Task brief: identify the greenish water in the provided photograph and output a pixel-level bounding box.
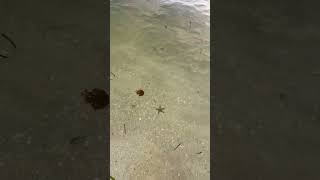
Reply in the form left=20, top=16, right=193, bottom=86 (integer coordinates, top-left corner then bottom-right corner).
left=110, top=0, right=210, bottom=179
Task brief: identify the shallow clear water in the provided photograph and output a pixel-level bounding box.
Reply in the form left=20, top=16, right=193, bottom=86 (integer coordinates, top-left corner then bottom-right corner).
left=110, top=0, right=210, bottom=179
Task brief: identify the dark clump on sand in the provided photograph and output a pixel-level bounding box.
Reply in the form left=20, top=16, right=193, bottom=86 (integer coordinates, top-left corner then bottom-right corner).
left=136, top=89, right=144, bottom=96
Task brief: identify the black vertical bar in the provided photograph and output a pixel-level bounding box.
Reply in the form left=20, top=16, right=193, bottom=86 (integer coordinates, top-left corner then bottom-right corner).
left=214, top=0, right=320, bottom=180
left=0, top=0, right=109, bottom=179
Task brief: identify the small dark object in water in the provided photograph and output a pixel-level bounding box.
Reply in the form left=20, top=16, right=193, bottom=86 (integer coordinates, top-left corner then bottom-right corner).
left=156, top=105, right=165, bottom=114
left=136, top=89, right=144, bottom=96
left=110, top=72, right=117, bottom=80
left=174, top=143, right=182, bottom=150
left=69, top=136, right=87, bottom=144
left=196, top=151, right=202, bottom=154
left=111, top=72, right=116, bottom=77
left=81, top=88, right=109, bottom=110
left=164, top=25, right=167, bottom=29
left=1, top=33, right=17, bottom=48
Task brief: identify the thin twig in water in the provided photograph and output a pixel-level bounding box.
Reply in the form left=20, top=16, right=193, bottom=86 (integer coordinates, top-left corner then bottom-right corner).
left=111, top=72, right=116, bottom=78
left=1, top=33, right=16, bottom=48
left=110, top=72, right=117, bottom=80
left=174, top=143, right=182, bottom=150
left=123, top=123, right=126, bottom=135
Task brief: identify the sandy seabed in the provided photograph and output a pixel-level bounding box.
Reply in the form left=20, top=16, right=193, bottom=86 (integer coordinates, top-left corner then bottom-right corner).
left=110, top=0, right=210, bottom=179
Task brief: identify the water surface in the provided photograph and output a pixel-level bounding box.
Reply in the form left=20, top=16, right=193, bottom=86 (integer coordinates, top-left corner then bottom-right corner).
left=110, top=0, right=210, bottom=179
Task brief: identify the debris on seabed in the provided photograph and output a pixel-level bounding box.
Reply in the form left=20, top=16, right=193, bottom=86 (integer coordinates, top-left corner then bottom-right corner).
left=136, top=89, right=144, bottom=96
left=111, top=72, right=116, bottom=77
left=123, top=123, right=127, bottom=135
left=155, top=105, right=165, bottom=114
left=110, top=72, right=117, bottom=80
left=174, top=143, right=182, bottom=150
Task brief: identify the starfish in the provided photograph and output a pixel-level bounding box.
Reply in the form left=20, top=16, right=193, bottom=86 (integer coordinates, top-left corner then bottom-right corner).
left=156, top=105, right=165, bottom=114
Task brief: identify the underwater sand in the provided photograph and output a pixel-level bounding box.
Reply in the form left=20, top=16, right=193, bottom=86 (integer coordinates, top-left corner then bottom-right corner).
left=110, top=0, right=210, bottom=179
